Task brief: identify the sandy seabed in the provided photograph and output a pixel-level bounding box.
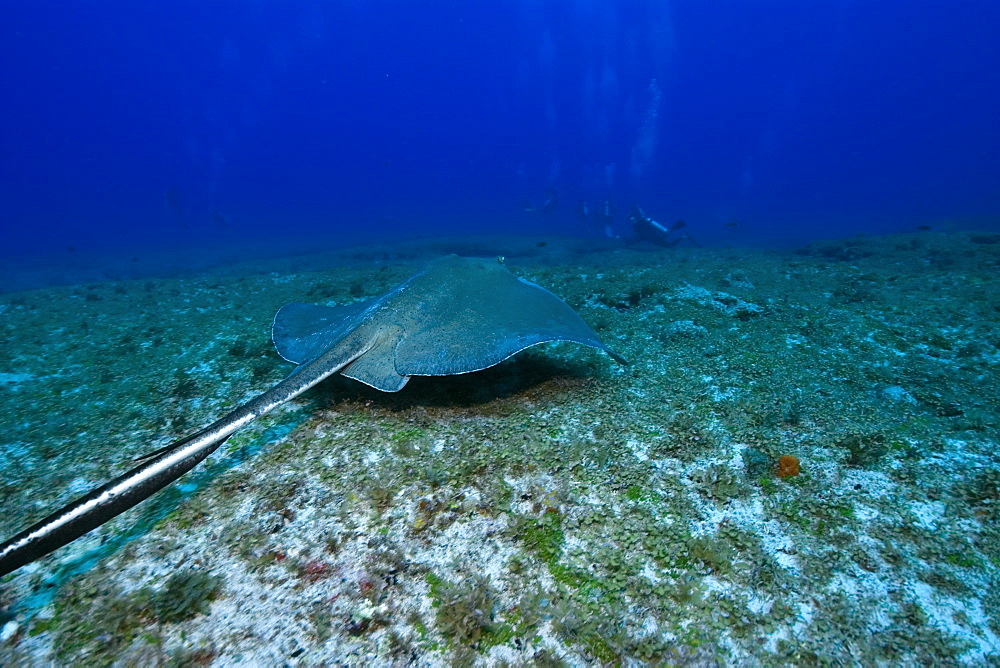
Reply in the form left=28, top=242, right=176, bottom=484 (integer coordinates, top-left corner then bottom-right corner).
left=1, top=231, right=999, bottom=666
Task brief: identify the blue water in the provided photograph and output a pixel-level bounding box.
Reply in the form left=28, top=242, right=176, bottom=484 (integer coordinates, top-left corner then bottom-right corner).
left=2, top=1, right=998, bottom=260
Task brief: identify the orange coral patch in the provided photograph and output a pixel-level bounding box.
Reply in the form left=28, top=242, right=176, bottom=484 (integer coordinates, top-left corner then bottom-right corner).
left=776, top=455, right=800, bottom=478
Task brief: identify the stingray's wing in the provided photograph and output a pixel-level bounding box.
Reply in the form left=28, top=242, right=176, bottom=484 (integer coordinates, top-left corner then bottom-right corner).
left=392, top=259, right=625, bottom=376
left=272, top=301, right=375, bottom=364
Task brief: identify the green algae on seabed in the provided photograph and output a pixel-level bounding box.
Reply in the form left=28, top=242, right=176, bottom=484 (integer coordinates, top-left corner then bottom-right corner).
left=2, top=232, right=1000, bottom=665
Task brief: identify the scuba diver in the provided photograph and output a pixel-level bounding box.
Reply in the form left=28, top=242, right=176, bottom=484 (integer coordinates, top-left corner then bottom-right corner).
left=578, top=199, right=619, bottom=239
left=601, top=199, right=616, bottom=238
left=576, top=199, right=591, bottom=226
left=628, top=205, right=699, bottom=247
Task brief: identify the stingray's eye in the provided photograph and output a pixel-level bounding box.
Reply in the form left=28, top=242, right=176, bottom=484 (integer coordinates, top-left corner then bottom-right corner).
left=497, top=256, right=505, bottom=265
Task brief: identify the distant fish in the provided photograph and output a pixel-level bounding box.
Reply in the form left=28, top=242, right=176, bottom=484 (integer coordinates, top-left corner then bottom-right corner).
left=917, top=225, right=932, bottom=231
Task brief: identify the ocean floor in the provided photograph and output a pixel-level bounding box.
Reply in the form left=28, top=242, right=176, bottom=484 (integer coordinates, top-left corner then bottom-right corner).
left=1, top=231, right=999, bottom=665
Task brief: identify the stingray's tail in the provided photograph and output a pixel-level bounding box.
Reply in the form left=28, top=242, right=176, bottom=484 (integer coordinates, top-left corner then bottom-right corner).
left=0, top=333, right=376, bottom=578
left=0, top=428, right=233, bottom=578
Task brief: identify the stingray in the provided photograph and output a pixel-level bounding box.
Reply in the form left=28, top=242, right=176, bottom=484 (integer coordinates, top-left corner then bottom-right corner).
left=0, top=255, right=625, bottom=576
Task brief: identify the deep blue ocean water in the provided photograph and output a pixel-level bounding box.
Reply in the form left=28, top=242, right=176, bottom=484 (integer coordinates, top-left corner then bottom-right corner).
left=2, top=0, right=999, bottom=265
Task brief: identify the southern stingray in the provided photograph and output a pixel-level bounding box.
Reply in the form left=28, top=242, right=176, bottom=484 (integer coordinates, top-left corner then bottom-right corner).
left=0, top=255, right=625, bottom=576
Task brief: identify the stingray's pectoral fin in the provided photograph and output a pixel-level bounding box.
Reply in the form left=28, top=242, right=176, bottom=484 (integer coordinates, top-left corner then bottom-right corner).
left=272, top=301, right=375, bottom=364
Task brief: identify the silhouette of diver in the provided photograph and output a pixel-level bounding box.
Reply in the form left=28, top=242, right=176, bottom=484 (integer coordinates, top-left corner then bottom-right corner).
left=628, top=205, right=699, bottom=247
